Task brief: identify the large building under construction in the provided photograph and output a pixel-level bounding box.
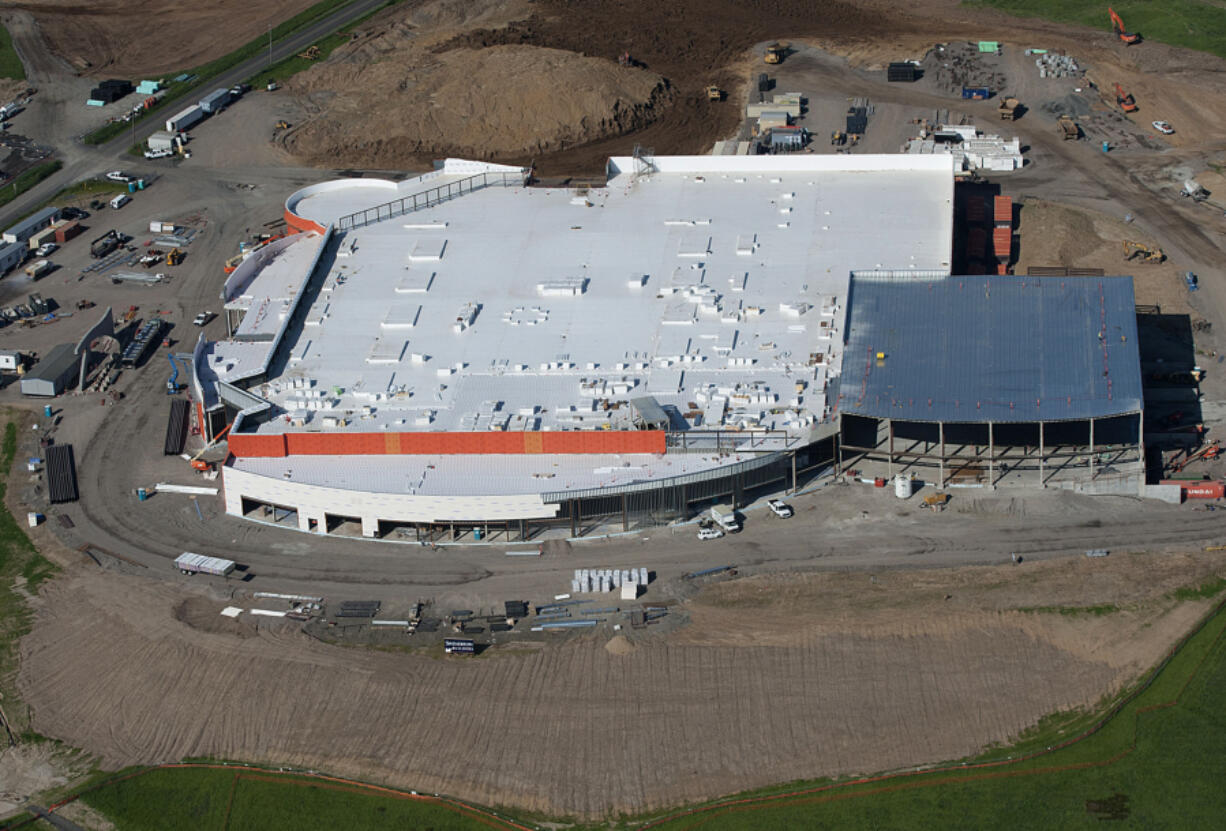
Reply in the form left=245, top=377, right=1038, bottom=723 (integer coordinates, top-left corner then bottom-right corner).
left=191, top=154, right=1142, bottom=540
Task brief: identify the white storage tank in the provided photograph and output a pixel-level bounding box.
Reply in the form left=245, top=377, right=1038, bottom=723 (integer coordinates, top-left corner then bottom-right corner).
left=894, top=473, right=913, bottom=499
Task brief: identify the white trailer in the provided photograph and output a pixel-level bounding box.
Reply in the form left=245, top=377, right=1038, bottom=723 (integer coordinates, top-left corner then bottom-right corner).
left=165, top=104, right=203, bottom=133
left=174, top=552, right=236, bottom=576
left=710, top=503, right=741, bottom=532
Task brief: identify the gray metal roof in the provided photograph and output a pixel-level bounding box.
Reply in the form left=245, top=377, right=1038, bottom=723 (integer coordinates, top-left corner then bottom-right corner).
left=3, top=206, right=58, bottom=241
left=26, top=343, right=78, bottom=383
left=837, top=274, right=1143, bottom=423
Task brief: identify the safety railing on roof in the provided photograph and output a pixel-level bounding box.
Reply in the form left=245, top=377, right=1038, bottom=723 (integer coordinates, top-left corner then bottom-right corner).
left=335, top=171, right=528, bottom=231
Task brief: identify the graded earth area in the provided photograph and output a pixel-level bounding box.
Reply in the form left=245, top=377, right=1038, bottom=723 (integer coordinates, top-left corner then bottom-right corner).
left=12, top=0, right=325, bottom=75
left=17, top=551, right=1225, bottom=818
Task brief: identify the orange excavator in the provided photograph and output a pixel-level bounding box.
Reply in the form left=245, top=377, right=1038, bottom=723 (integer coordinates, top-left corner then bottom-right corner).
left=1109, top=7, right=1141, bottom=45
left=1114, top=82, right=1138, bottom=113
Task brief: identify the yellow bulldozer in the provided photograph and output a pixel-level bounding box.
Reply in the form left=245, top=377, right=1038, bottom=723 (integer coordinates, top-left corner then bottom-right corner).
left=764, top=42, right=789, bottom=64
left=166, top=248, right=184, bottom=266
left=297, top=45, right=321, bottom=61
left=705, top=85, right=723, bottom=101
left=1123, top=239, right=1166, bottom=263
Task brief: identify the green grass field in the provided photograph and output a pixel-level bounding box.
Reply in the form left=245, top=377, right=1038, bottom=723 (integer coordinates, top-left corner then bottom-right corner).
left=965, top=1, right=1226, bottom=59
left=641, top=596, right=1226, bottom=830
left=77, top=767, right=525, bottom=831
left=0, top=418, right=59, bottom=746
left=0, top=161, right=63, bottom=211
left=0, top=24, right=25, bottom=81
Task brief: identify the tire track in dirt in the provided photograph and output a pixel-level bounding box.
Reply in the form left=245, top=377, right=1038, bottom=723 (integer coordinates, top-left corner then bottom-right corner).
left=19, top=568, right=1150, bottom=818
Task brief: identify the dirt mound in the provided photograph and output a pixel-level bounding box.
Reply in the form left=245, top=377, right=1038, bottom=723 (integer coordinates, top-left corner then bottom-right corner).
left=604, top=634, right=634, bottom=656
left=285, top=44, right=672, bottom=165
left=173, top=596, right=257, bottom=638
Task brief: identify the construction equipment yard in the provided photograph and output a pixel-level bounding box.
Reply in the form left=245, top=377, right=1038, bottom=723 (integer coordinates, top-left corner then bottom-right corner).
left=2, top=0, right=1226, bottom=825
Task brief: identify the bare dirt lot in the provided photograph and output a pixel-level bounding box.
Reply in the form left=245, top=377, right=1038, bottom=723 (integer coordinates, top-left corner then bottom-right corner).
left=13, top=0, right=325, bottom=75
left=17, top=551, right=1225, bottom=818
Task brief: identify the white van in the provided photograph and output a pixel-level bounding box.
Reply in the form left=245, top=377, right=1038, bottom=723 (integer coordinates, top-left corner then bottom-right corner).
left=109, top=193, right=130, bottom=210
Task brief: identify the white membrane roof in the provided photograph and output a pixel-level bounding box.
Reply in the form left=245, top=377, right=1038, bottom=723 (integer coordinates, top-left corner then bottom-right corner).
left=219, top=156, right=954, bottom=443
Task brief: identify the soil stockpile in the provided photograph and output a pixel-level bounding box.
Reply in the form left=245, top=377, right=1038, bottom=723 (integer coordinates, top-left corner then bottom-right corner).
left=284, top=44, right=673, bottom=165
left=19, top=551, right=1222, bottom=818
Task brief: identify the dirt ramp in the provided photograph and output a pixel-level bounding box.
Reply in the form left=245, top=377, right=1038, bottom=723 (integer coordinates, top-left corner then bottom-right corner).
left=286, top=44, right=672, bottom=165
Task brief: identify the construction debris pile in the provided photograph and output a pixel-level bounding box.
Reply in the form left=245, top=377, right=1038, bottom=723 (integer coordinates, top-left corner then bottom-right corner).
left=1030, top=51, right=1083, bottom=79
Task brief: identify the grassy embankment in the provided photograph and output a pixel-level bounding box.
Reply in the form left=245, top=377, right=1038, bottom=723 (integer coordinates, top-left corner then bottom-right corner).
left=965, top=0, right=1226, bottom=59
left=22, top=581, right=1226, bottom=830
left=0, top=161, right=63, bottom=211
left=0, top=24, right=26, bottom=81
left=0, top=418, right=59, bottom=746
left=83, top=0, right=370, bottom=147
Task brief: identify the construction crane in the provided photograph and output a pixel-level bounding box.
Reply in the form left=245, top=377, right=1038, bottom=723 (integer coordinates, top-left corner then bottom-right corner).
left=190, top=424, right=231, bottom=472
left=764, top=42, right=788, bottom=64
left=1114, top=82, right=1137, bottom=113
left=1123, top=239, right=1166, bottom=263
left=1108, top=7, right=1141, bottom=45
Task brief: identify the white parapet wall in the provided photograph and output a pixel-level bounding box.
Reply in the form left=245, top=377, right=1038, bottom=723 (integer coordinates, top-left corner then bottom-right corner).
left=223, top=465, right=561, bottom=536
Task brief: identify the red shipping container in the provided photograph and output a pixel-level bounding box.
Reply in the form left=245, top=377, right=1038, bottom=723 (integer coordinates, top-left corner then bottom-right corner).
left=54, top=221, right=82, bottom=243
left=993, top=195, right=1012, bottom=226
left=1184, top=482, right=1224, bottom=499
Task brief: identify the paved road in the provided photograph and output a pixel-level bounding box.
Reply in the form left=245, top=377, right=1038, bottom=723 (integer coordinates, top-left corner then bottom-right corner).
left=0, top=0, right=395, bottom=229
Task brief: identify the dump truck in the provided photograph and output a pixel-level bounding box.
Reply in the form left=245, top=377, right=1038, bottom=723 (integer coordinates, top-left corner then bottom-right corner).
left=174, top=552, right=236, bottom=577
left=1056, top=114, right=1079, bottom=140
left=997, top=96, right=1020, bottom=120
left=710, top=504, right=741, bottom=533
left=705, top=86, right=723, bottom=101
left=764, top=42, right=788, bottom=64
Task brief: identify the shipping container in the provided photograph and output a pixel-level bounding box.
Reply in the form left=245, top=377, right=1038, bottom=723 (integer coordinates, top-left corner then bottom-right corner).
left=54, top=221, right=82, bottom=243
left=962, top=87, right=990, bottom=100
left=147, top=131, right=178, bottom=152
left=27, top=227, right=57, bottom=250
left=165, top=104, right=203, bottom=133
left=1160, top=480, right=1224, bottom=500
left=198, top=88, right=231, bottom=114
left=174, top=552, right=236, bottom=576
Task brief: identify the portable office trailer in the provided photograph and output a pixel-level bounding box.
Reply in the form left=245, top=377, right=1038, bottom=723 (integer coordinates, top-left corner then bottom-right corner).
left=20, top=343, right=78, bottom=396
left=3, top=206, right=60, bottom=244
left=0, top=242, right=24, bottom=273
left=147, top=131, right=178, bottom=152
left=887, top=62, right=918, bottom=82
left=0, top=349, right=21, bottom=370
left=165, top=104, right=203, bottom=133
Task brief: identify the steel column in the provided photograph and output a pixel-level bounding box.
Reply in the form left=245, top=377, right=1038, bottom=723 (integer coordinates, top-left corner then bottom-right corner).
left=988, top=421, right=994, bottom=488
left=887, top=418, right=894, bottom=478
left=1039, top=421, right=1045, bottom=486
left=1089, top=417, right=1095, bottom=479
left=938, top=422, right=945, bottom=488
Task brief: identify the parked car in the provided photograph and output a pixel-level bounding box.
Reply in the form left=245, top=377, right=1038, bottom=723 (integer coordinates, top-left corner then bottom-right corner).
left=697, top=526, right=725, bottom=541
left=1152, top=120, right=1175, bottom=135
left=193, top=311, right=215, bottom=326
left=35, top=242, right=58, bottom=256
left=1186, top=271, right=1199, bottom=291
left=767, top=498, right=794, bottom=518
left=60, top=206, right=87, bottom=220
